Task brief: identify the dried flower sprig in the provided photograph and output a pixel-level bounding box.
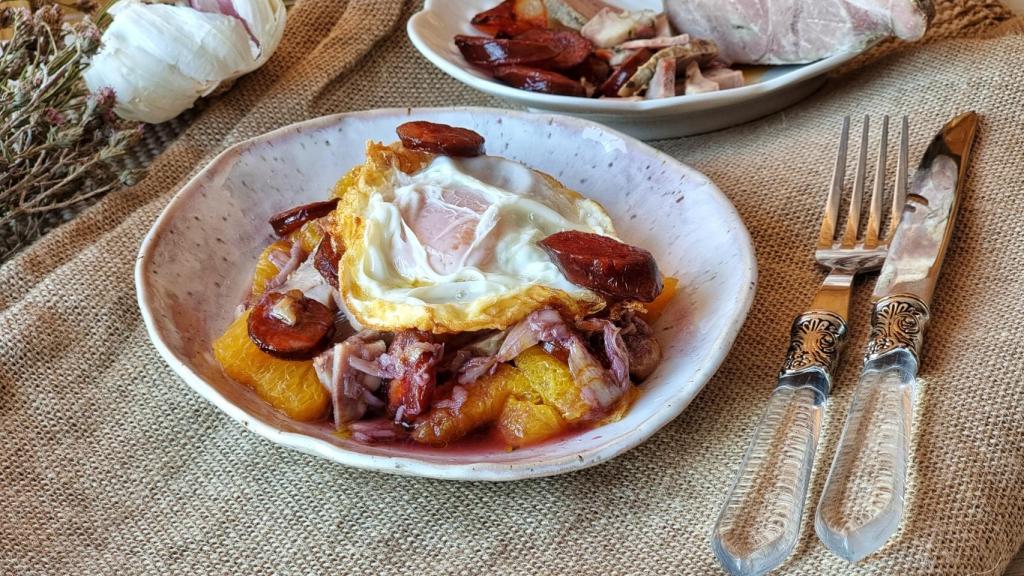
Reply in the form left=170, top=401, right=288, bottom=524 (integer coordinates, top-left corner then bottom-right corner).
left=0, top=4, right=142, bottom=258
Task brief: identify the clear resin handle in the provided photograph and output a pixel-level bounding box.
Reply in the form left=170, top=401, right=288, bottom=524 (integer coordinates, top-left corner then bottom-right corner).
left=711, top=375, right=826, bottom=576
left=815, top=350, right=917, bottom=562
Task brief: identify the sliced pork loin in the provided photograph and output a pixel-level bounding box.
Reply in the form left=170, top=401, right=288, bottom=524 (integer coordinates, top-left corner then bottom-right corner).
left=665, top=0, right=935, bottom=64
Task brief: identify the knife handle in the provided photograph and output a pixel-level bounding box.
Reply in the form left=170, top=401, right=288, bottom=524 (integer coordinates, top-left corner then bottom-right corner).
left=711, top=312, right=845, bottom=576
left=815, top=350, right=918, bottom=563
left=815, top=295, right=928, bottom=562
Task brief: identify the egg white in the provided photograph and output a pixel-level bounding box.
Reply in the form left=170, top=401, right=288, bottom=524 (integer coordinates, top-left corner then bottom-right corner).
left=335, top=147, right=616, bottom=333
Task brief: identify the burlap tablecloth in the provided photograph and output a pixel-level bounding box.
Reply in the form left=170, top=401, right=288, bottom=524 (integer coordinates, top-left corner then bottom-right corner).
left=3, top=1, right=1024, bottom=574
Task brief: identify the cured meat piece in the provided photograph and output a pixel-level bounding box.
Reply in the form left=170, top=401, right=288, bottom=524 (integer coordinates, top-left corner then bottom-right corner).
left=396, top=121, right=485, bottom=157
left=598, top=47, right=652, bottom=97
left=539, top=230, right=663, bottom=302
left=383, top=330, right=443, bottom=423
left=493, top=65, right=586, bottom=97
left=572, top=54, right=612, bottom=86
left=654, top=12, right=672, bottom=37
left=514, top=28, right=593, bottom=70
left=618, top=40, right=717, bottom=97
left=248, top=290, right=334, bottom=359
left=664, top=0, right=935, bottom=64
left=684, top=60, right=719, bottom=94
left=269, top=199, right=338, bottom=236
left=313, top=236, right=342, bottom=289
left=645, top=57, right=676, bottom=99
left=511, top=0, right=548, bottom=31
left=581, top=8, right=658, bottom=48
left=545, top=0, right=618, bottom=29
left=470, top=0, right=546, bottom=36
left=454, top=35, right=559, bottom=67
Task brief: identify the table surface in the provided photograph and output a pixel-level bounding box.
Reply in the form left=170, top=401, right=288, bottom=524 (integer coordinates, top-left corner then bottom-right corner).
left=993, top=12, right=1023, bottom=576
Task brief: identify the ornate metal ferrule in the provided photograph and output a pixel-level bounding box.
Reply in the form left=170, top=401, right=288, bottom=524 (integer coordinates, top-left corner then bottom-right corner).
left=779, top=310, right=848, bottom=394
left=865, top=294, right=930, bottom=363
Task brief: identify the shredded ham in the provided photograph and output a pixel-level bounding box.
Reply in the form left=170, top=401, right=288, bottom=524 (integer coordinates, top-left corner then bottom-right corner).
left=381, top=332, right=444, bottom=423
left=433, top=385, right=469, bottom=413
left=348, top=419, right=407, bottom=443
left=264, top=241, right=305, bottom=292
left=313, top=330, right=388, bottom=428
left=457, top=309, right=632, bottom=417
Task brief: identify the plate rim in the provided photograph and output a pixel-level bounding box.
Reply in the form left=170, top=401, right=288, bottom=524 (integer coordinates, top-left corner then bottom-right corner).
left=407, top=0, right=865, bottom=115
left=135, top=106, right=758, bottom=481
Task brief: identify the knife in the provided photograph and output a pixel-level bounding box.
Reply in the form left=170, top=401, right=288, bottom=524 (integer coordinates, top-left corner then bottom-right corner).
left=814, top=112, right=980, bottom=562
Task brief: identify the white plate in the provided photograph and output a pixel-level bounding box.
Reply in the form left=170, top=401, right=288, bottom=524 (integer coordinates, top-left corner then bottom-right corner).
left=407, top=0, right=864, bottom=140
left=136, top=107, right=756, bottom=481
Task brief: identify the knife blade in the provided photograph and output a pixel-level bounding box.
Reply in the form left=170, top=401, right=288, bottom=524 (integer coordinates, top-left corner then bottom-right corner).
left=814, top=112, right=980, bottom=562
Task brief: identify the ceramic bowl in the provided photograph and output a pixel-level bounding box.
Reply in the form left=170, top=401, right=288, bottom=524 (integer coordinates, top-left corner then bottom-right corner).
left=136, top=107, right=756, bottom=481
left=407, top=0, right=866, bottom=140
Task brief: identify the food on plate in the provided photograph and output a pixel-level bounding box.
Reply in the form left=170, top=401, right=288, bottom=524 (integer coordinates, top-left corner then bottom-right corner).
left=664, top=0, right=935, bottom=64
left=454, top=0, right=745, bottom=99
left=211, top=120, right=679, bottom=449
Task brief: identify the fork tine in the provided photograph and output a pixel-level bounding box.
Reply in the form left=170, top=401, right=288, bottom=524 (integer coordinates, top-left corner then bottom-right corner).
left=865, top=115, right=888, bottom=248
left=819, top=116, right=850, bottom=248
left=887, top=116, right=910, bottom=241
left=842, top=116, right=869, bottom=247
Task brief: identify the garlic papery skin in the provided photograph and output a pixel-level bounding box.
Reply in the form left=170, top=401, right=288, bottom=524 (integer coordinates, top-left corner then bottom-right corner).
left=84, top=0, right=286, bottom=123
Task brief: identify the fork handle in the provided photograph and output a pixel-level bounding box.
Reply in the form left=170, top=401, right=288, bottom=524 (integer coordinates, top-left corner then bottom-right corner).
left=711, top=312, right=847, bottom=576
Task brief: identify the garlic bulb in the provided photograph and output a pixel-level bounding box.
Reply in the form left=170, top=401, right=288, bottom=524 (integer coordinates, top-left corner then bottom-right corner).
left=84, top=0, right=286, bottom=123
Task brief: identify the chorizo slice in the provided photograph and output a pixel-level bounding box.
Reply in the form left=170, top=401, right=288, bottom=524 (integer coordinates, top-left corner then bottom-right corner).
left=396, top=121, right=485, bottom=157
left=513, top=28, right=593, bottom=70
left=248, top=290, right=335, bottom=359
left=455, top=35, right=559, bottom=68
left=598, top=47, right=653, bottom=97
left=539, top=230, right=663, bottom=302
left=268, top=199, right=338, bottom=237
left=492, top=65, right=585, bottom=97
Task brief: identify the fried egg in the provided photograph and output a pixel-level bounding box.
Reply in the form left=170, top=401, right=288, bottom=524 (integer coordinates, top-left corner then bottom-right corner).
left=334, top=142, right=617, bottom=333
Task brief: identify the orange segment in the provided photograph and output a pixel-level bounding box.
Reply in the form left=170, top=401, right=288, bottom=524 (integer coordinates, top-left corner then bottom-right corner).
left=412, top=364, right=531, bottom=446
left=250, top=239, right=292, bottom=299
left=641, top=276, right=679, bottom=324
left=288, top=220, right=324, bottom=255
left=212, top=310, right=329, bottom=421
left=514, top=345, right=589, bottom=423
left=498, top=397, right=566, bottom=448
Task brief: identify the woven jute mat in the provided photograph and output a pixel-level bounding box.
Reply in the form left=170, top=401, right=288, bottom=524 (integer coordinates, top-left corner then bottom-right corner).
left=2, top=1, right=1023, bottom=574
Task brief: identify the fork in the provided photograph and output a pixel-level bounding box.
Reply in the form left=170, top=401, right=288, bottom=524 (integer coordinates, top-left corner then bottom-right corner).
left=710, top=115, right=908, bottom=576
